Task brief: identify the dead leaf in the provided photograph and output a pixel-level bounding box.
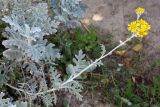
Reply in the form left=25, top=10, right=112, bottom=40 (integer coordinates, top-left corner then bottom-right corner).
left=132, top=76, right=136, bottom=83
left=115, top=50, right=127, bottom=56
left=92, top=14, right=103, bottom=21
left=123, top=57, right=132, bottom=67
left=81, top=18, right=91, bottom=26
left=132, top=43, right=143, bottom=52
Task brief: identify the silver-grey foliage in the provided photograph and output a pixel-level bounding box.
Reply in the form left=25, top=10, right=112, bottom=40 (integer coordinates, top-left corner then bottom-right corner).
left=0, top=0, right=103, bottom=106
left=51, top=0, right=87, bottom=29
left=2, top=1, right=61, bottom=63
left=66, top=50, right=103, bottom=76
left=0, top=0, right=11, bottom=17
left=0, top=92, right=28, bottom=107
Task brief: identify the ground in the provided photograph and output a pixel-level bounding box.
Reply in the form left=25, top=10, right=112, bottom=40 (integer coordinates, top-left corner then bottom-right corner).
left=83, top=0, right=160, bottom=59
left=75, top=0, right=160, bottom=107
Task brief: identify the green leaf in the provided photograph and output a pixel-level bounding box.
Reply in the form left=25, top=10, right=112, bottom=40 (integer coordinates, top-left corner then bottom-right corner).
left=63, top=100, right=69, bottom=107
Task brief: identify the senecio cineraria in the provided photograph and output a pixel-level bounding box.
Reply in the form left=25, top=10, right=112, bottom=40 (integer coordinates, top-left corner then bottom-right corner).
left=0, top=0, right=150, bottom=106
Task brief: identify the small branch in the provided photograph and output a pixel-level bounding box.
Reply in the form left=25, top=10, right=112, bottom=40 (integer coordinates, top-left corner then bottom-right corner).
left=5, top=83, right=29, bottom=94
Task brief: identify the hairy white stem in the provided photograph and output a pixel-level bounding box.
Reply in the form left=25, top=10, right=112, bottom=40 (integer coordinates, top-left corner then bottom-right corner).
left=5, top=83, right=30, bottom=94
left=5, top=34, right=136, bottom=96
left=29, top=33, right=136, bottom=96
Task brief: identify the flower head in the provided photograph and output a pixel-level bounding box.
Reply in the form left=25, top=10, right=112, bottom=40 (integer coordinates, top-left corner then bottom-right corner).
left=128, top=19, right=151, bottom=38
left=128, top=21, right=140, bottom=33
left=135, top=7, right=145, bottom=14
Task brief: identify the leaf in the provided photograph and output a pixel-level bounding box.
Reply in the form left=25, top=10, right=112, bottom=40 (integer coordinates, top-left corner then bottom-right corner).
left=25, top=44, right=45, bottom=62
left=132, top=43, right=143, bottom=52
left=125, top=80, right=134, bottom=98
left=3, top=49, right=24, bottom=61
left=38, top=79, right=57, bottom=106
left=120, top=97, right=132, bottom=106
left=64, top=80, right=83, bottom=101
left=80, top=19, right=91, bottom=26
left=50, top=67, right=62, bottom=88
left=115, top=50, right=127, bottom=56
left=44, top=43, right=61, bottom=63
left=2, top=14, right=61, bottom=62
left=11, top=1, right=59, bottom=35
left=100, top=44, right=106, bottom=56
left=51, top=0, right=87, bottom=28
left=0, top=92, right=28, bottom=107
left=0, top=92, right=13, bottom=107
left=15, top=101, right=28, bottom=107
left=66, top=50, right=103, bottom=75
left=100, top=75, right=109, bottom=85
left=123, top=57, right=132, bottom=67
left=92, top=14, right=103, bottom=21
left=63, top=100, right=69, bottom=107
left=80, top=72, right=87, bottom=80
left=2, top=39, right=28, bottom=49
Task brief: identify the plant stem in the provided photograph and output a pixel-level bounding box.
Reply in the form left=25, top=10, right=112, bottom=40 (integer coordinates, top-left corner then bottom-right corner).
left=61, top=34, right=136, bottom=86
left=5, top=34, right=136, bottom=96
left=31, top=34, right=136, bottom=95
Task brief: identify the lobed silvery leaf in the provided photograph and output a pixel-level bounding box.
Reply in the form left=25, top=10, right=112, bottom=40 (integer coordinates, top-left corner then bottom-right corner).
left=24, top=24, right=42, bottom=40
left=66, top=50, right=103, bottom=76
left=2, top=14, right=61, bottom=62
left=2, top=15, right=22, bottom=32
left=2, top=15, right=43, bottom=41
left=2, top=1, right=61, bottom=63
left=44, top=43, right=61, bottom=64
left=3, top=49, right=24, bottom=61
left=41, top=93, right=55, bottom=106
left=50, top=67, right=62, bottom=88
left=0, top=92, right=28, bottom=107
left=0, top=92, right=12, bottom=107
left=25, top=44, right=46, bottom=62
left=2, top=39, right=28, bottom=49
left=60, top=0, right=87, bottom=18
left=64, top=80, right=83, bottom=101
left=39, top=79, right=55, bottom=106
left=100, top=44, right=106, bottom=56
left=51, top=0, right=87, bottom=29
left=12, top=1, right=59, bottom=35
left=14, top=101, right=28, bottom=107
left=30, top=3, right=59, bottom=35
left=23, top=61, right=42, bottom=76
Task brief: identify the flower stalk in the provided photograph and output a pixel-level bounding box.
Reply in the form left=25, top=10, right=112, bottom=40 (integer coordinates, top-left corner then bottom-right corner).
left=5, top=33, right=137, bottom=96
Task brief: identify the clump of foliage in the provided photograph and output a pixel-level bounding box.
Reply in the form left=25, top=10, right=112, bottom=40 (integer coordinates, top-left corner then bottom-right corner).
left=48, top=27, right=101, bottom=66
left=108, top=76, right=160, bottom=107
left=50, top=0, right=87, bottom=29
left=0, top=92, right=27, bottom=107
left=74, top=28, right=101, bottom=53
left=0, top=0, right=103, bottom=106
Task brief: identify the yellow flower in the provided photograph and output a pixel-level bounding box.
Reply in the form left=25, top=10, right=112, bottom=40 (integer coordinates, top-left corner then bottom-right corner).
left=135, top=7, right=145, bottom=14
left=128, top=19, right=151, bottom=38
left=136, top=31, right=148, bottom=38
left=128, top=21, right=140, bottom=32
left=139, top=19, right=151, bottom=30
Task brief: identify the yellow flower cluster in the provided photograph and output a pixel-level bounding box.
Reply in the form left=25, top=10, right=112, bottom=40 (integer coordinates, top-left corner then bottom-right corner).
left=128, top=19, right=151, bottom=37
left=135, top=7, right=145, bottom=14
